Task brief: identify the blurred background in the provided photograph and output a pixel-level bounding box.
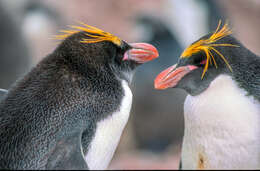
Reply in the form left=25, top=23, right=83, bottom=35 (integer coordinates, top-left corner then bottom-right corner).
left=0, top=0, right=259, bottom=169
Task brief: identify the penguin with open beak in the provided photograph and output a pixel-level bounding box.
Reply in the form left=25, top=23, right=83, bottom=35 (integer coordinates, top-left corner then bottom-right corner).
left=0, top=23, right=158, bottom=170
left=154, top=21, right=260, bottom=169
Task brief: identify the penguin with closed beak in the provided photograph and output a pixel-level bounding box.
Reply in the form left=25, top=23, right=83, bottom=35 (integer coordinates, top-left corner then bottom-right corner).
left=154, top=21, right=260, bottom=169
left=0, top=23, right=158, bottom=170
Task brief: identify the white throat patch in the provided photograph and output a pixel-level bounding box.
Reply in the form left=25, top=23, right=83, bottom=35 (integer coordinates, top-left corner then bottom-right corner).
left=182, top=75, right=260, bottom=169
left=85, top=80, right=132, bottom=170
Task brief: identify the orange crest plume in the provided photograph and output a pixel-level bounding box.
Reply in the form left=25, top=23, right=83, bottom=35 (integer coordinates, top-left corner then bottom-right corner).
left=55, top=22, right=122, bottom=46
left=181, top=20, right=239, bottom=79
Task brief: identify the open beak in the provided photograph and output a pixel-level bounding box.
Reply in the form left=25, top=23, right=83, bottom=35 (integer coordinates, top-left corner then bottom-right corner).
left=123, top=43, right=159, bottom=63
left=154, top=64, right=198, bottom=90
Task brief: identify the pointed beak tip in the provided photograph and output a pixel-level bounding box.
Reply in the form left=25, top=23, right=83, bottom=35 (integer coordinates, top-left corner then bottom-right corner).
left=153, top=64, right=178, bottom=90
left=154, top=82, right=162, bottom=90
left=154, top=75, right=162, bottom=89
left=154, top=50, right=159, bottom=59
left=148, top=44, right=159, bottom=60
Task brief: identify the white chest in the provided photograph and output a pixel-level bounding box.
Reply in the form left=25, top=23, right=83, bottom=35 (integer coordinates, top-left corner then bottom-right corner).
left=181, top=75, right=260, bottom=169
left=85, top=80, right=132, bottom=170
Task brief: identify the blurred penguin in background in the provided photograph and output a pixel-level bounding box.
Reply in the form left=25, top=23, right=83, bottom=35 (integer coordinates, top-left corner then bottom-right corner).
left=0, top=0, right=64, bottom=89
left=131, top=15, right=183, bottom=152
left=0, top=1, right=31, bottom=89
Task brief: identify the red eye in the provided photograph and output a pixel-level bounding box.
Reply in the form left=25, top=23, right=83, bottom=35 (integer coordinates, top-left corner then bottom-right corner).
left=200, top=60, right=207, bottom=65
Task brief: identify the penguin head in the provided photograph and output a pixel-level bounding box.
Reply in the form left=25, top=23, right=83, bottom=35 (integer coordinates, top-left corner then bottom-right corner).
left=154, top=21, right=241, bottom=96
left=54, top=22, right=159, bottom=82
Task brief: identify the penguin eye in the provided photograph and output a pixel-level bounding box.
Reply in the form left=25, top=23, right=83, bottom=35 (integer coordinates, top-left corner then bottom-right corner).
left=192, top=53, right=206, bottom=67
left=113, top=47, right=124, bottom=64
left=116, top=43, right=129, bottom=61
left=200, top=59, right=207, bottom=65
left=116, top=47, right=125, bottom=58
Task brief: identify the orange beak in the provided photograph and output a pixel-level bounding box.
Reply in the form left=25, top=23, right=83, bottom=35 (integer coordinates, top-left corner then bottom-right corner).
left=154, top=64, right=198, bottom=90
left=123, top=43, right=159, bottom=63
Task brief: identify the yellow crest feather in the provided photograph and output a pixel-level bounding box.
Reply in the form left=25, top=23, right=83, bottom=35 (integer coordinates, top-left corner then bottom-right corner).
left=181, top=20, right=239, bottom=79
left=54, top=22, right=122, bottom=46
